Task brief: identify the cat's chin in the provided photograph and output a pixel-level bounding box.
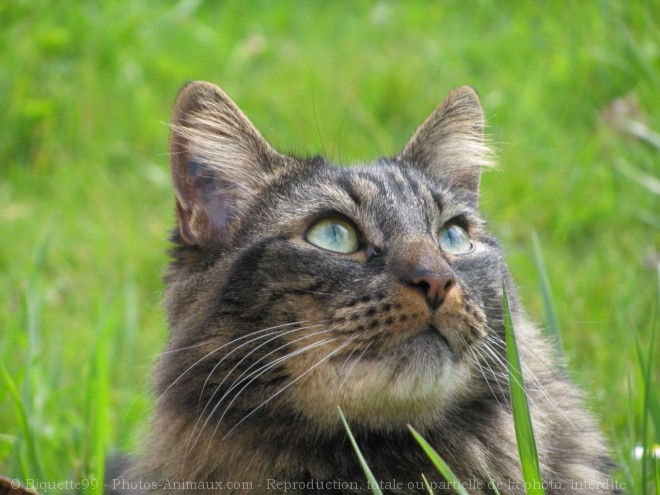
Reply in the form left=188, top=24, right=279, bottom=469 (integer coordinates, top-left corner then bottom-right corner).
left=384, top=325, right=452, bottom=353
left=291, top=327, right=473, bottom=430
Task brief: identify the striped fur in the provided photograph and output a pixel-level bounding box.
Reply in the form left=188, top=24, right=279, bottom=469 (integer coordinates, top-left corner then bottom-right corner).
left=109, top=82, right=618, bottom=495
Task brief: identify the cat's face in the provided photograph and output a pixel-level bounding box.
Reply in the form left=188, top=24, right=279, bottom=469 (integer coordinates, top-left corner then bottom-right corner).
left=160, top=82, right=504, bottom=435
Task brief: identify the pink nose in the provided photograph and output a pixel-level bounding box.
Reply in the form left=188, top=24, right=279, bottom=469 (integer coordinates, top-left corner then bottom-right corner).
left=406, top=270, right=456, bottom=310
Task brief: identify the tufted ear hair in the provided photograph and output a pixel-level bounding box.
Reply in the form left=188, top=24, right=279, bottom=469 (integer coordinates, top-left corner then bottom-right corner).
left=169, top=81, right=283, bottom=248
left=398, top=86, right=493, bottom=206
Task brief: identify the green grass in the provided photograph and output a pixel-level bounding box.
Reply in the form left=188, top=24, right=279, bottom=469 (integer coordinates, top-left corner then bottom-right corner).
left=340, top=408, right=384, bottom=495
left=502, top=286, right=544, bottom=495
left=408, top=425, right=471, bottom=495
left=1, top=0, right=658, bottom=493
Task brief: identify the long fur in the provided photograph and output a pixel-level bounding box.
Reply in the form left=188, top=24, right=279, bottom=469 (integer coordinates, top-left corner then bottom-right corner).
left=108, top=82, right=618, bottom=495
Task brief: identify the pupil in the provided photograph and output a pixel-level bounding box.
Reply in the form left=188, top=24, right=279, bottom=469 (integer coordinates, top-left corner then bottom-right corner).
left=449, top=228, right=459, bottom=245
left=331, top=224, right=342, bottom=243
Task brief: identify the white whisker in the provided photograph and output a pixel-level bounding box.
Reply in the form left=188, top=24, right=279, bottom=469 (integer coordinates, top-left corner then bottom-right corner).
left=157, top=320, right=310, bottom=402
left=485, top=330, right=579, bottom=432
left=196, top=336, right=340, bottom=458
left=185, top=325, right=332, bottom=456
left=198, top=322, right=325, bottom=403
left=469, top=345, right=508, bottom=410
left=340, top=340, right=373, bottom=386
left=218, top=333, right=360, bottom=441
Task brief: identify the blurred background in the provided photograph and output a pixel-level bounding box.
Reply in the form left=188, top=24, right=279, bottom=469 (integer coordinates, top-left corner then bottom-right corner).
left=1, top=0, right=658, bottom=492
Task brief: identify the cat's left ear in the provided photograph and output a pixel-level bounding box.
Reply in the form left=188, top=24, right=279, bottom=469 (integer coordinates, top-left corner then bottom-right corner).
left=398, top=86, right=493, bottom=205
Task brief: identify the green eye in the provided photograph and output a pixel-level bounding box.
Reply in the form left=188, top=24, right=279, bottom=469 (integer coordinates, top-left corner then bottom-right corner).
left=306, top=218, right=359, bottom=253
left=438, top=224, right=473, bottom=255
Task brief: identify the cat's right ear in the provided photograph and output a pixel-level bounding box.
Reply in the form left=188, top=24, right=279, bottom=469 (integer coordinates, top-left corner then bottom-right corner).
left=169, top=81, right=282, bottom=248
left=398, top=86, right=493, bottom=206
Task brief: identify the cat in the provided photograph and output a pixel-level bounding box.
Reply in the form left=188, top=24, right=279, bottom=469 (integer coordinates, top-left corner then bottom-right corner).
left=108, top=81, right=619, bottom=494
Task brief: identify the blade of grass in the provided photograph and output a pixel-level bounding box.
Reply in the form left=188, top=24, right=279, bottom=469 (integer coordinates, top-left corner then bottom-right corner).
left=486, top=472, right=502, bottom=495
left=408, top=425, right=470, bottom=495
left=656, top=262, right=659, bottom=313
left=503, top=283, right=545, bottom=495
left=655, top=264, right=660, bottom=438
left=635, top=336, right=660, bottom=448
left=91, top=333, right=108, bottom=495
left=1, top=365, right=45, bottom=480
left=531, top=232, right=564, bottom=361
left=16, top=237, right=50, bottom=480
left=421, top=473, right=435, bottom=495
left=338, top=407, right=383, bottom=495
left=634, top=309, right=658, bottom=495
left=84, top=299, right=118, bottom=494
left=623, top=372, right=639, bottom=490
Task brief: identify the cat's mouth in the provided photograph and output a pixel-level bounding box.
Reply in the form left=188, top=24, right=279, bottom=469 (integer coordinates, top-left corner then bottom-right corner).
left=375, top=324, right=455, bottom=360
left=384, top=322, right=475, bottom=361
left=395, top=325, right=451, bottom=350
left=426, top=325, right=451, bottom=347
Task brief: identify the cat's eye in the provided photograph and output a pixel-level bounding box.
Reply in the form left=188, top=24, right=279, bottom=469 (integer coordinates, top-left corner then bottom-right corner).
left=306, top=218, right=360, bottom=254
left=438, top=224, right=473, bottom=255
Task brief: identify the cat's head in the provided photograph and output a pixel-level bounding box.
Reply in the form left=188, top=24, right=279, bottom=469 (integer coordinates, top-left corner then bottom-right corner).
left=160, top=81, right=505, bottom=435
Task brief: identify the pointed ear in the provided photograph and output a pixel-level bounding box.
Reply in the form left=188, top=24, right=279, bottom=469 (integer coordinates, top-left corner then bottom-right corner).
left=398, top=86, right=493, bottom=205
left=169, top=81, right=282, bottom=247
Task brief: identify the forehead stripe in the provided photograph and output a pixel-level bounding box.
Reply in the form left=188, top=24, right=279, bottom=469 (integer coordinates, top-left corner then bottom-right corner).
left=355, top=171, right=389, bottom=198
left=337, top=174, right=362, bottom=207
left=397, top=166, right=423, bottom=198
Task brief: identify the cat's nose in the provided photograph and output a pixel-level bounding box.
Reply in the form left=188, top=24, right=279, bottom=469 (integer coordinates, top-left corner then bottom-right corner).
left=405, top=269, right=456, bottom=311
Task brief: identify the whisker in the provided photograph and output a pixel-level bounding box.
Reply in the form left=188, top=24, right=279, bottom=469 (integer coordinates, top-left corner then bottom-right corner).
left=186, top=326, right=333, bottom=456
left=198, top=322, right=324, bottom=403
left=218, top=337, right=340, bottom=423
left=484, top=331, right=579, bottom=432
left=487, top=333, right=559, bottom=392
left=339, top=340, right=373, bottom=386
left=222, top=328, right=336, bottom=402
left=337, top=334, right=367, bottom=376
left=159, top=341, right=208, bottom=355
left=469, top=345, right=508, bottom=410
left=157, top=320, right=310, bottom=402
left=195, top=336, right=339, bottom=457
left=489, top=331, right=568, bottom=388
left=219, top=333, right=360, bottom=441
left=476, top=335, right=541, bottom=410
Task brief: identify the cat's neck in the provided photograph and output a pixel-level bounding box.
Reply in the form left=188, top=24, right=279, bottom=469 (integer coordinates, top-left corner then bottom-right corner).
left=140, top=399, right=509, bottom=494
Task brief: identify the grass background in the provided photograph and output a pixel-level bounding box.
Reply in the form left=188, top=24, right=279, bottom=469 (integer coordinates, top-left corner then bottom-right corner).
left=1, top=0, right=658, bottom=492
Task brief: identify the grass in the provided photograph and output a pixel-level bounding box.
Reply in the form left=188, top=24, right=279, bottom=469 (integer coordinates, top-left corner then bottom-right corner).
left=1, top=0, right=658, bottom=493
left=339, top=408, right=384, bottom=495
left=502, top=286, right=544, bottom=495
left=407, top=425, right=471, bottom=495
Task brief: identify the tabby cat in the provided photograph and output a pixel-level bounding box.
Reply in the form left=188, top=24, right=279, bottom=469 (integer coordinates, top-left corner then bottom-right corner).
left=109, top=81, right=618, bottom=494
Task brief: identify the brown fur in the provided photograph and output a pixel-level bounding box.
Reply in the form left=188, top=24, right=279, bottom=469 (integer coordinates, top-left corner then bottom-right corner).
left=108, top=82, right=619, bottom=495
